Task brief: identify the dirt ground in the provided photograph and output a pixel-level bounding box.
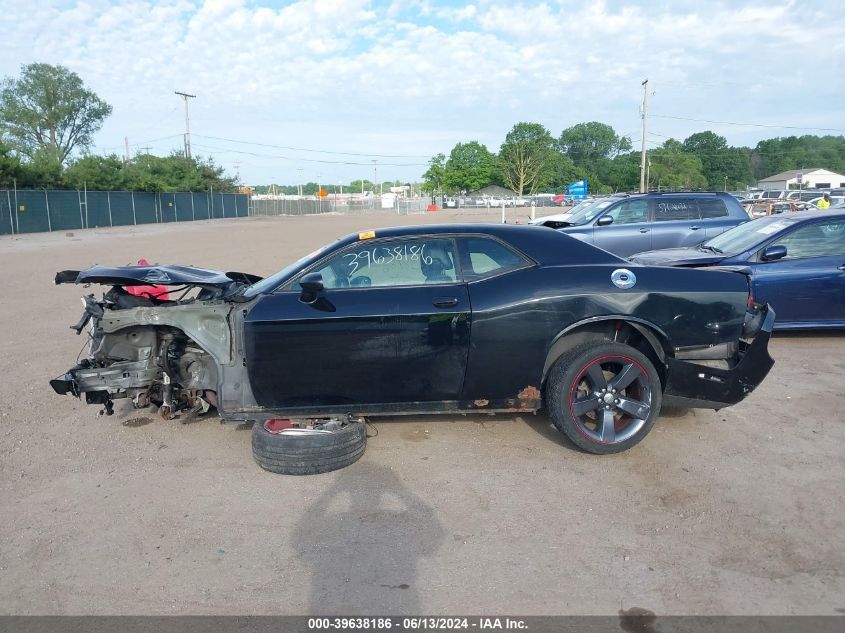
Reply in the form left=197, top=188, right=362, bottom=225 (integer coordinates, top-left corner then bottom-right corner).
left=0, top=209, right=843, bottom=615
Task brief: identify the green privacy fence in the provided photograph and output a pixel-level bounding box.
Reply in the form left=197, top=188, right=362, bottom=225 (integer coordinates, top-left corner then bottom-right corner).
left=0, top=189, right=249, bottom=235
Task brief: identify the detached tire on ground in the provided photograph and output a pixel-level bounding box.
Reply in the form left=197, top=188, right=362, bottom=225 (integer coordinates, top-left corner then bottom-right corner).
left=251, top=420, right=367, bottom=475
left=546, top=341, right=662, bottom=454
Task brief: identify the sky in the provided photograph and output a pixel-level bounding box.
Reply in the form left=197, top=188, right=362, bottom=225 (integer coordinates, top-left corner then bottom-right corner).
left=2, top=0, right=844, bottom=186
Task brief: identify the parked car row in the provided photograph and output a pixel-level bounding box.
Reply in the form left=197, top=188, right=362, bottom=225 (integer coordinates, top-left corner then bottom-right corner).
left=439, top=194, right=588, bottom=209
left=529, top=192, right=844, bottom=330
left=741, top=188, right=845, bottom=203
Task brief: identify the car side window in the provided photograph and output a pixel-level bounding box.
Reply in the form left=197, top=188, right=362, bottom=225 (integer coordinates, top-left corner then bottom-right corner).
left=605, top=200, right=649, bottom=225
left=308, top=238, right=459, bottom=288
left=458, top=237, right=530, bottom=281
left=697, top=199, right=729, bottom=218
left=654, top=199, right=693, bottom=221
left=769, top=220, right=845, bottom=259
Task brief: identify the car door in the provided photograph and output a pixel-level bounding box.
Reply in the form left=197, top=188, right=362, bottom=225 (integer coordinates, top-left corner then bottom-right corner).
left=592, top=199, right=652, bottom=256
left=751, top=218, right=845, bottom=326
left=699, top=197, right=740, bottom=239
left=455, top=236, right=537, bottom=403
left=650, top=197, right=701, bottom=250
left=243, top=236, right=471, bottom=409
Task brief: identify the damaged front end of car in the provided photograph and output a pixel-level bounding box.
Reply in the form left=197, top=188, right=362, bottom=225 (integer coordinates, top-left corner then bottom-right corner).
left=50, top=264, right=261, bottom=420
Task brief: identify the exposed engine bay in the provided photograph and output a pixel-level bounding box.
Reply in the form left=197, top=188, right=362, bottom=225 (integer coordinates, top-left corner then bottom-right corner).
left=50, top=264, right=259, bottom=420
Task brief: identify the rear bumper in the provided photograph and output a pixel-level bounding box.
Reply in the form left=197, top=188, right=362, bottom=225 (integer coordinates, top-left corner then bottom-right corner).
left=663, top=305, right=775, bottom=409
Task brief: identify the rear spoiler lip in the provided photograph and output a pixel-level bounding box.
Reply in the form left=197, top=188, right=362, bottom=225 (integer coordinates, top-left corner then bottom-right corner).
left=55, top=270, right=81, bottom=285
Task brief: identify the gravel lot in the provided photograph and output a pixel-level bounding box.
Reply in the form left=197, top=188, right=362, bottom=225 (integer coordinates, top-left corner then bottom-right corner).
left=0, top=209, right=843, bottom=615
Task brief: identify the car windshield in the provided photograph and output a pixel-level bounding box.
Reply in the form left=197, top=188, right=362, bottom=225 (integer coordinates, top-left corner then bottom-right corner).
left=565, top=198, right=618, bottom=225
left=703, top=216, right=799, bottom=255
left=565, top=199, right=593, bottom=215
left=243, top=242, right=336, bottom=297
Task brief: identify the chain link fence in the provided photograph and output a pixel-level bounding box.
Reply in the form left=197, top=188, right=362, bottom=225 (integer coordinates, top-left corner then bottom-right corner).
left=0, top=189, right=249, bottom=235
left=248, top=195, right=430, bottom=217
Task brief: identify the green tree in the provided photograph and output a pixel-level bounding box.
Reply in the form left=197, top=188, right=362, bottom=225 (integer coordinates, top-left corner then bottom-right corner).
left=19, top=147, right=64, bottom=188
left=0, top=63, right=112, bottom=164
left=348, top=179, right=374, bottom=193
left=541, top=151, right=583, bottom=192
left=0, top=139, right=24, bottom=187
left=750, top=135, right=845, bottom=181
left=421, top=153, right=446, bottom=194
left=647, top=139, right=708, bottom=190
left=123, top=152, right=237, bottom=192
left=498, top=122, right=557, bottom=195
left=682, top=131, right=752, bottom=189
left=64, top=154, right=128, bottom=190
left=443, top=141, right=498, bottom=194
left=597, top=152, right=640, bottom=192
left=558, top=122, right=632, bottom=169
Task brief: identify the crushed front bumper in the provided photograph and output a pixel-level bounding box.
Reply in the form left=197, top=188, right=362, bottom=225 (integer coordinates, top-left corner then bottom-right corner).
left=663, top=305, right=776, bottom=409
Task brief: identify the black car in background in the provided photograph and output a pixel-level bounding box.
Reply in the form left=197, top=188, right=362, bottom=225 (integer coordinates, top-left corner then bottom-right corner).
left=52, top=224, right=775, bottom=473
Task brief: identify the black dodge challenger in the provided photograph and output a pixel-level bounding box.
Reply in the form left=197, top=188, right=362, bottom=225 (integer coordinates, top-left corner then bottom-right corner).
left=52, top=224, right=775, bottom=474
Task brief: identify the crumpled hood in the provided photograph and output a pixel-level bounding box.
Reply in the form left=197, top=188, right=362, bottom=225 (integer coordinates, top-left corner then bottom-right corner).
left=529, top=212, right=574, bottom=226
left=628, top=248, right=726, bottom=267
left=55, top=264, right=263, bottom=288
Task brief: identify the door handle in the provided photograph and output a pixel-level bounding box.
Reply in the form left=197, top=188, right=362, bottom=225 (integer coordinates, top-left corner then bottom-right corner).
left=838, top=264, right=845, bottom=271
left=639, top=228, right=649, bottom=233
left=690, top=225, right=701, bottom=230
left=432, top=297, right=459, bottom=308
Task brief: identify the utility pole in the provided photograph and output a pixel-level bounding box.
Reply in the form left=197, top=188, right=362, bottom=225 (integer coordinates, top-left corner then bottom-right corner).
left=639, top=78, right=649, bottom=193
left=124, top=137, right=130, bottom=162
left=175, top=91, right=196, bottom=159
left=373, top=160, right=378, bottom=196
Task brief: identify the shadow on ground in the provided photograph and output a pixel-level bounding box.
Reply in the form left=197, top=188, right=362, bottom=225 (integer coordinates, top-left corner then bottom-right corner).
left=293, top=461, right=445, bottom=614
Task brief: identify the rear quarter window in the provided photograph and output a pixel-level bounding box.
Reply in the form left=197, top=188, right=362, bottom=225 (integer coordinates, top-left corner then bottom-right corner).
left=698, top=199, right=729, bottom=218
left=459, top=237, right=530, bottom=281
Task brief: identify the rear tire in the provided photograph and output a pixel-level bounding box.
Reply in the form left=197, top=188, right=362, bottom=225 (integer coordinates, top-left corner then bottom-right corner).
left=546, top=342, right=662, bottom=454
left=251, top=419, right=367, bottom=475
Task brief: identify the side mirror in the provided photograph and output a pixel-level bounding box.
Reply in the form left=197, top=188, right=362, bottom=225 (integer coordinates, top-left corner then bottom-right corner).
left=298, top=272, right=324, bottom=304
left=761, top=244, right=787, bottom=262
left=596, top=215, right=614, bottom=227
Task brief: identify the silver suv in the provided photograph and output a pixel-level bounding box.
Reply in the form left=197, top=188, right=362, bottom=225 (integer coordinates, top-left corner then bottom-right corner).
left=551, top=192, right=750, bottom=257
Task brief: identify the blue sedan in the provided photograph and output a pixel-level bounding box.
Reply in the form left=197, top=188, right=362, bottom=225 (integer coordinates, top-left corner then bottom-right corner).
left=630, top=210, right=845, bottom=330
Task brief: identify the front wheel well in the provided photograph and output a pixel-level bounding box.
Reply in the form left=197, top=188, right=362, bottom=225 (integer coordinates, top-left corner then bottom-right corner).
left=541, top=320, right=669, bottom=396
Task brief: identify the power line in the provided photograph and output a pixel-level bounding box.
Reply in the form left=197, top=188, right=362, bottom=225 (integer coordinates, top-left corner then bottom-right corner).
left=192, top=134, right=431, bottom=159
left=651, top=114, right=845, bottom=133
left=97, top=134, right=183, bottom=151
left=189, top=143, right=427, bottom=167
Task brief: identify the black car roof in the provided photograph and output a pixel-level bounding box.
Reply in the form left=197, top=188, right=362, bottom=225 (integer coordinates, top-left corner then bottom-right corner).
left=336, top=223, right=622, bottom=266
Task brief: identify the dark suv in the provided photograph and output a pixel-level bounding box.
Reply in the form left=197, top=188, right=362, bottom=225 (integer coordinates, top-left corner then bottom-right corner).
left=555, top=192, right=749, bottom=257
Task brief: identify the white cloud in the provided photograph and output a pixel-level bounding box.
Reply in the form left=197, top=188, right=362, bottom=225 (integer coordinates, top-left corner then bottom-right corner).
left=1, top=0, right=843, bottom=184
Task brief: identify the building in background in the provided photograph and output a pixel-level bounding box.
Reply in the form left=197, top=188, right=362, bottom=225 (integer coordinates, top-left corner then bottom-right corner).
left=758, top=168, right=845, bottom=191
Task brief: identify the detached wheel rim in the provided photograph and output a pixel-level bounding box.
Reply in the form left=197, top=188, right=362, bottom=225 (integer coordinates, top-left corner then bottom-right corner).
left=568, top=354, right=653, bottom=445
